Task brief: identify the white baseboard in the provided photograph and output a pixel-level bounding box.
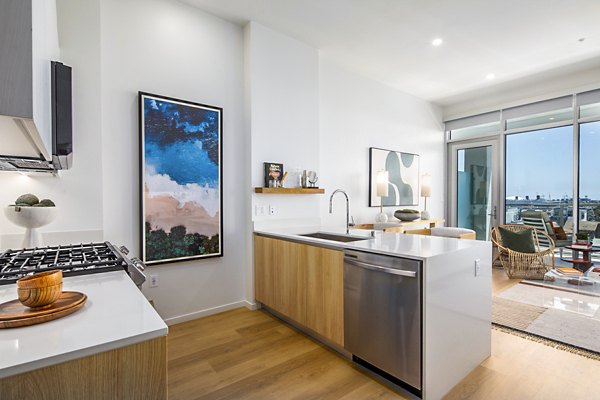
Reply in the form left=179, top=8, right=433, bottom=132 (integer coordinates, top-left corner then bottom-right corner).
left=244, top=300, right=258, bottom=310
left=164, top=300, right=256, bottom=326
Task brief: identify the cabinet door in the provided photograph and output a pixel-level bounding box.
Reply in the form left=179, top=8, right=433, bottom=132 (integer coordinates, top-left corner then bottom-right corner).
left=273, top=240, right=306, bottom=324
left=254, top=236, right=306, bottom=324
left=254, top=235, right=274, bottom=307
left=304, top=245, right=344, bottom=346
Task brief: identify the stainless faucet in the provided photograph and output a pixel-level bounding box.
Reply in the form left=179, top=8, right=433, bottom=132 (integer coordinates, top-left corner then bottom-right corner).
left=329, top=189, right=350, bottom=234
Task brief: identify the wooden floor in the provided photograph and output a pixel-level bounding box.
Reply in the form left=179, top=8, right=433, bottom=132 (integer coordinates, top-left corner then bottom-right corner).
left=167, top=308, right=403, bottom=400
left=167, top=270, right=600, bottom=400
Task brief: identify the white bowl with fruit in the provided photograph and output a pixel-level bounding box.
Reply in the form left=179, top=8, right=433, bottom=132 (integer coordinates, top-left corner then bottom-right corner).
left=4, top=194, right=57, bottom=248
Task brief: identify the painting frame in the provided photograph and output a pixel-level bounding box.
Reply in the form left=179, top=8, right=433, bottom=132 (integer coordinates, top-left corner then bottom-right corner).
left=368, top=147, right=420, bottom=207
left=139, top=91, right=223, bottom=265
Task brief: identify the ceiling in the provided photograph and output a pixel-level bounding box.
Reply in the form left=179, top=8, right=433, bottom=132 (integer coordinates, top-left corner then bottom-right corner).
left=182, top=0, right=600, bottom=106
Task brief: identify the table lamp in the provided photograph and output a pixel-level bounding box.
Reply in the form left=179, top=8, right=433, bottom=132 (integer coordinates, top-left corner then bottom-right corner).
left=376, top=170, right=389, bottom=222
left=421, top=173, right=432, bottom=220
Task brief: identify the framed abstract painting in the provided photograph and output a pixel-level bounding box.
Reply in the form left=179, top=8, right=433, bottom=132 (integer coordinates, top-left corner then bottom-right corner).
left=369, top=147, right=419, bottom=207
left=139, top=92, right=223, bottom=264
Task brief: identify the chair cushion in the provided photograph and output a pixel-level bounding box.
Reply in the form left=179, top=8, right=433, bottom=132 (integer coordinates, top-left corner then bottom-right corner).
left=498, top=227, right=536, bottom=253
left=431, top=227, right=475, bottom=238
left=554, top=239, right=571, bottom=247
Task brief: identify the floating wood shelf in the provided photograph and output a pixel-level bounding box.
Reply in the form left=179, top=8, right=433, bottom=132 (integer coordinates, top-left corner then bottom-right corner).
left=254, top=187, right=325, bottom=194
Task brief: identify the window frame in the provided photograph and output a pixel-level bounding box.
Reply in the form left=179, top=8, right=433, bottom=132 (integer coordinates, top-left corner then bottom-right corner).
left=445, top=90, right=600, bottom=234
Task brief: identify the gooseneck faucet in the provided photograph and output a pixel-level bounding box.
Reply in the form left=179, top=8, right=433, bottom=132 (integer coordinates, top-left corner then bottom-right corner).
left=329, top=189, right=350, bottom=234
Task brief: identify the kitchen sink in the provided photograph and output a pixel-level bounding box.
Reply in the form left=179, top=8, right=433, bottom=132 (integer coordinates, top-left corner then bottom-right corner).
left=299, top=232, right=370, bottom=243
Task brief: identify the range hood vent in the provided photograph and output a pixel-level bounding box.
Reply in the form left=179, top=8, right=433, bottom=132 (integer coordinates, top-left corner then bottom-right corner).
left=0, top=157, right=54, bottom=173
left=0, top=61, right=72, bottom=173
left=0, top=0, right=71, bottom=173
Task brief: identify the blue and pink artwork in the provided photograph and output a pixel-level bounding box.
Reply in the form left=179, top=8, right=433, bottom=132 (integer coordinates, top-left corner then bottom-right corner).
left=139, top=92, right=222, bottom=264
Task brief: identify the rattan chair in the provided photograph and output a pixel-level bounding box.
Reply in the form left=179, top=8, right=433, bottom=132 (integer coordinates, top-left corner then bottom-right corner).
left=491, top=224, right=555, bottom=280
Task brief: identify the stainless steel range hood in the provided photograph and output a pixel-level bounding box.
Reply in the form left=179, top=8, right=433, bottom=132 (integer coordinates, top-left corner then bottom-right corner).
left=0, top=115, right=54, bottom=172
left=0, top=0, right=71, bottom=173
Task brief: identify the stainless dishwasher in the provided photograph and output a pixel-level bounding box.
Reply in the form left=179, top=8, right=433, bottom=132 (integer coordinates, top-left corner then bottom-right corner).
left=344, top=249, right=422, bottom=393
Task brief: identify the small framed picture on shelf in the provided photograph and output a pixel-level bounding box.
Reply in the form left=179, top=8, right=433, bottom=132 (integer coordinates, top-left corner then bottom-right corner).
left=263, top=162, right=284, bottom=187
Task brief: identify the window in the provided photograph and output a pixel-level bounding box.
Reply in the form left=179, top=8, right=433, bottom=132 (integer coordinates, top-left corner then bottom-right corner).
left=579, top=121, right=600, bottom=236
left=580, top=103, right=600, bottom=119
left=450, top=122, right=501, bottom=141
left=446, top=111, right=500, bottom=141
left=505, top=126, right=573, bottom=225
left=506, top=107, right=573, bottom=131
left=446, top=89, right=600, bottom=237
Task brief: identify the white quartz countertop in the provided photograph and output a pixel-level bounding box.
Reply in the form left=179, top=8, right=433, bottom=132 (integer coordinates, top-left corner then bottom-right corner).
left=0, top=271, right=168, bottom=379
left=254, top=226, right=490, bottom=260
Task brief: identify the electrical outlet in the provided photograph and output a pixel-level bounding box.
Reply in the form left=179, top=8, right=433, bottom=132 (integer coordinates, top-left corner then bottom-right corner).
left=269, top=205, right=276, bottom=215
left=149, top=274, right=159, bottom=288
left=474, top=259, right=481, bottom=277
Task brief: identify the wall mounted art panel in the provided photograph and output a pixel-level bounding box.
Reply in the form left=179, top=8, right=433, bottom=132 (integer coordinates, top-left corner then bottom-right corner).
left=139, top=92, right=223, bottom=264
left=369, top=147, right=419, bottom=207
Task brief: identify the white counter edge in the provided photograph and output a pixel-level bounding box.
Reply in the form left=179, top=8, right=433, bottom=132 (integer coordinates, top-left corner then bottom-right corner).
left=1, top=327, right=168, bottom=379
left=254, top=227, right=490, bottom=261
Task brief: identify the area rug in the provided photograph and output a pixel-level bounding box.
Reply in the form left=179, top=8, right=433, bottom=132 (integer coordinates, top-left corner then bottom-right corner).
left=493, top=283, right=600, bottom=359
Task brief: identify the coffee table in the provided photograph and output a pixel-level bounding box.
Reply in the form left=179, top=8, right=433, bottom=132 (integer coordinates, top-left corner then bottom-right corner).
left=560, top=244, right=600, bottom=275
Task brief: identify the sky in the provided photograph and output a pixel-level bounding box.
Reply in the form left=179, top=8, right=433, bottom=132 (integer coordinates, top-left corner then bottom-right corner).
left=505, top=121, right=600, bottom=200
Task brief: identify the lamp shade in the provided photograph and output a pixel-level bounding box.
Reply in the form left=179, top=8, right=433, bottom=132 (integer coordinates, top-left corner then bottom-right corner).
left=376, top=170, right=389, bottom=197
left=421, top=173, right=432, bottom=198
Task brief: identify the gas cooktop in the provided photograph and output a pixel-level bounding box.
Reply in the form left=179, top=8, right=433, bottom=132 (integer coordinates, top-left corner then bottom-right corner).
left=0, top=242, right=146, bottom=287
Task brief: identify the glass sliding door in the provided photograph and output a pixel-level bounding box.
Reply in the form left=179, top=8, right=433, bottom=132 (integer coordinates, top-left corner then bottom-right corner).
left=449, top=140, right=499, bottom=240
left=505, top=126, right=573, bottom=229
left=579, top=121, right=600, bottom=240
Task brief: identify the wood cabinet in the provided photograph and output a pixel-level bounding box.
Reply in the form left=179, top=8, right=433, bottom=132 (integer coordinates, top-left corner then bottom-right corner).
left=254, top=234, right=275, bottom=307
left=254, top=235, right=306, bottom=325
left=304, top=245, right=344, bottom=346
left=254, top=235, right=344, bottom=346
left=0, top=337, right=167, bottom=400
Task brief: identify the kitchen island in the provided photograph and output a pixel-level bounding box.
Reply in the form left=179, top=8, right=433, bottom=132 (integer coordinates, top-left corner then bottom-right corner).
left=254, top=227, right=491, bottom=400
left=0, top=270, right=168, bottom=400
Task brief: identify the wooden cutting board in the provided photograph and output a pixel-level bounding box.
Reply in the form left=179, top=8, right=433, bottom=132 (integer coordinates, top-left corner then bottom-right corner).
left=0, top=291, right=87, bottom=328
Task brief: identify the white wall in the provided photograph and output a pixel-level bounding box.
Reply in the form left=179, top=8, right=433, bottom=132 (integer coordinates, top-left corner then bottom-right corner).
left=246, top=23, right=321, bottom=227
left=0, top=2, right=445, bottom=322
left=319, top=58, right=444, bottom=228
left=0, top=0, right=103, bottom=248
left=99, top=0, right=248, bottom=323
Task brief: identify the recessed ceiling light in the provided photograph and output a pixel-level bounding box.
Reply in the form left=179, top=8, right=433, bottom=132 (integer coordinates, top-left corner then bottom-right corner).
left=579, top=38, right=586, bottom=42
left=432, top=38, right=443, bottom=47
left=485, top=73, right=495, bottom=80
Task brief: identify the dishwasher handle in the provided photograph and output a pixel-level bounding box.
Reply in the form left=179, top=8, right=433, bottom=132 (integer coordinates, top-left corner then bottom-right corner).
left=344, top=258, right=417, bottom=278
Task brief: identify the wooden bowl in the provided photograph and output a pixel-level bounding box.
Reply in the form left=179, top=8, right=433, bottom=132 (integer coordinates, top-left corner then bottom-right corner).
left=17, top=270, right=63, bottom=309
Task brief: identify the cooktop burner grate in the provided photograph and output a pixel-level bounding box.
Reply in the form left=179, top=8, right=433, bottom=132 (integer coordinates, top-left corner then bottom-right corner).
left=0, top=242, right=129, bottom=285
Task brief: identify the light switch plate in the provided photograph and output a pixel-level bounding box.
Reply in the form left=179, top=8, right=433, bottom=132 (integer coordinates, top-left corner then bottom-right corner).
left=255, top=205, right=266, bottom=217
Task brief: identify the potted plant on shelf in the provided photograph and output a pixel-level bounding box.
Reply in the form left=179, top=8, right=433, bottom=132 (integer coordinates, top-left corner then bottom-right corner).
left=575, top=232, right=590, bottom=245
